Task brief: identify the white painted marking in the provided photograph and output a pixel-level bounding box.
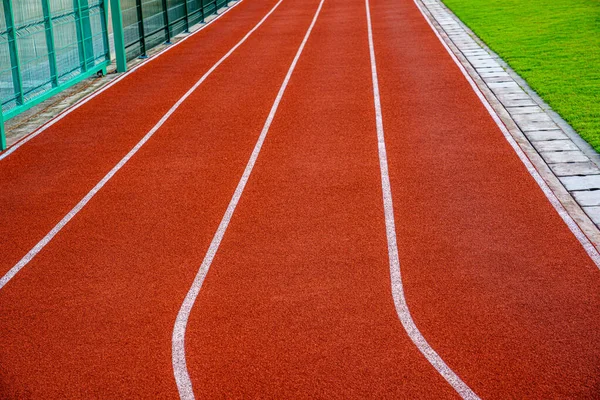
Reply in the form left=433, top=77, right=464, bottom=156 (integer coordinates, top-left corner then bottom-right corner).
left=365, top=0, right=480, bottom=398
left=413, top=0, right=600, bottom=269
left=0, top=1, right=242, bottom=161
left=0, top=0, right=286, bottom=291
left=171, top=1, right=325, bottom=398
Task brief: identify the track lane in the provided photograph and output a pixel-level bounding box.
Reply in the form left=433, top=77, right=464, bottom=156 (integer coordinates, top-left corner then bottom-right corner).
left=0, top=1, right=322, bottom=397
left=365, top=0, right=477, bottom=397
left=172, top=0, right=326, bottom=397
left=182, top=0, right=460, bottom=397
left=370, top=0, right=600, bottom=397
left=0, top=0, right=280, bottom=276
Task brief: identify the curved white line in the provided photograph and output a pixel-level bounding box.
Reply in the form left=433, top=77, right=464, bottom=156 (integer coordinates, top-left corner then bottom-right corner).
left=0, top=1, right=242, bottom=161
left=364, top=0, right=480, bottom=398
left=171, top=1, right=325, bottom=398
left=413, top=0, right=600, bottom=269
left=0, top=0, right=285, bottom=291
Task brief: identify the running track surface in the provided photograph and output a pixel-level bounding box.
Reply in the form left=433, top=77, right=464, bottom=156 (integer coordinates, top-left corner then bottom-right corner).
left=0, top=0, right=599, bottom=398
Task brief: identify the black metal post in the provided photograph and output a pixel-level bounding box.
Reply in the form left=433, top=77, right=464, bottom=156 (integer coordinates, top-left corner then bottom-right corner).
left=161, top=0, right=171, bottom=43
left=135, top=0, right=147, bottom=57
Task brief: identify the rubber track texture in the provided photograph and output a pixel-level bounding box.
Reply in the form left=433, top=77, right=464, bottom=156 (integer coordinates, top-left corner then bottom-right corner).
left=0, top=0, right=279, bottom=277
left=0, top=1, right=322, bottom=397
left=0, top=0, right=598, bottom=398
left=370, top=0, right=600, bottom=397
left=181, top=0, right=461, bottom=397
left=172, top=0, right=326, bottom=397
left=365, top=0, right=478, bottom=397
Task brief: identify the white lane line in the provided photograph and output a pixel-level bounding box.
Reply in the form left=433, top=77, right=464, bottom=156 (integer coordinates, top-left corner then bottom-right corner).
left=413, top=0, right=600, bottom=269
left=365, top=0, right=480, bottom=398
left=0, top=1, right=243, bottom=161
left=171, top=0, right=325, bottom=398
left=0, top=0, right=286, bottom=291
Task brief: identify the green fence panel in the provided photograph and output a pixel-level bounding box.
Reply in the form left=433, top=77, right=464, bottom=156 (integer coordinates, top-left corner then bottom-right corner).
left=0, top=0, right=111, bottom=149
left=120, top=0, right=231, bottom=61
left=0, top=0, right=233, bottom=150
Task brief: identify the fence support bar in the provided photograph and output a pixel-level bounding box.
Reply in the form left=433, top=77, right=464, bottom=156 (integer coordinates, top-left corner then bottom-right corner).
left=41, top=0, right=59, bottom=87
left=3, top=0, right=23, bottom=106
left=161, top=0, right=171, bottom=43
left=100, top=0, right=111, bottom=64
left=79, top=0, right=95, bottom=69
left=0, top=110, right=6, bottom=151
left=135, top=0, right=147, bottom=56
left=110, top=0, right=128, bottom=72
left=183, top=0, right=190, bottom=32
left=73, top=0, right=89, bottom=71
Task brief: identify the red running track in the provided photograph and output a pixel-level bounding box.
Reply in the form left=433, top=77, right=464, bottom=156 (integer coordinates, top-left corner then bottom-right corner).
left=0, top=0, right=599, bottom=398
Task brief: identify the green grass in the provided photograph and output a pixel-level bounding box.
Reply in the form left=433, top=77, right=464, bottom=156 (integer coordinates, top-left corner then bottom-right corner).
left=441, top=0, right=600, bottom=152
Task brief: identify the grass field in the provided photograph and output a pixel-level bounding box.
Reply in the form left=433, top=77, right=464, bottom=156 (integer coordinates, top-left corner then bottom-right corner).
left=441, top=0, right=600, bottom=152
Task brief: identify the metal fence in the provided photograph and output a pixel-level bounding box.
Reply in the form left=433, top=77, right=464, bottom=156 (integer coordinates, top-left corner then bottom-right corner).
left=0, top=0, right=233, bottom=150
left=120, top=0, right=229, bottom=60
left=0, top=0, right=111, bottom=148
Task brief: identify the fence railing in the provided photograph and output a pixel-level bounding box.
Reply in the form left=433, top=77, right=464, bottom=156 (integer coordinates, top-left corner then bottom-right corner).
left=0, top=0, right=112, bottom=149
left=0, top=0, right=233, bottom=150
left=119, top=0, right=228, bottom=61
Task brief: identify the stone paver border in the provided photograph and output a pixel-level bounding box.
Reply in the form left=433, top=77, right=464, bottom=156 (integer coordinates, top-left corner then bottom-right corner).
left=416, top=0, right=600, bottom=250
